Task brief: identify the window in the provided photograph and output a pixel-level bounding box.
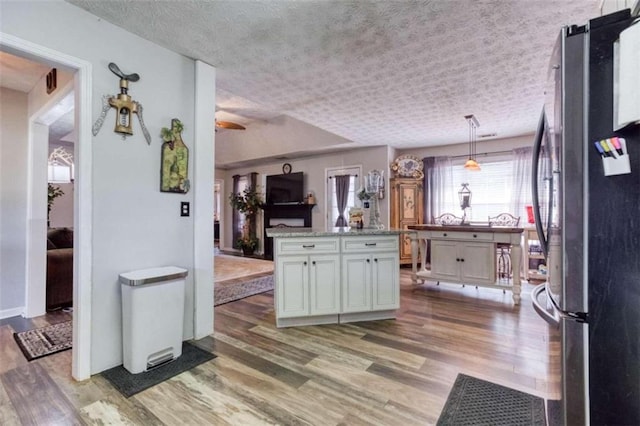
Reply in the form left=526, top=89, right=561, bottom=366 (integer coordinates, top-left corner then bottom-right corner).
left=326, top=166, right=361, bottom=228
left=438, top=155, right=531, bottom=222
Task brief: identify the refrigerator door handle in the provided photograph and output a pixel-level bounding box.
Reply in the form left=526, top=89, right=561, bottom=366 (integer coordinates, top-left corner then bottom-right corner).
left=531, top=108, right=549, bottom=258
left=531, top=282, right=560, bottom=326
left=532, top=282, right=589, bottom=325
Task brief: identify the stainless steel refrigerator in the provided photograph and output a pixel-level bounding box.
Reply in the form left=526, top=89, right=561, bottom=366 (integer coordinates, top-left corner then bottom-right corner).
left=531, top=9, right=640, bottom=426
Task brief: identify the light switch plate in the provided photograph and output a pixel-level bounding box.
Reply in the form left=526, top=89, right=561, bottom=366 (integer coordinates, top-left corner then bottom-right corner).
left=181, top=202, right=190, bottom=217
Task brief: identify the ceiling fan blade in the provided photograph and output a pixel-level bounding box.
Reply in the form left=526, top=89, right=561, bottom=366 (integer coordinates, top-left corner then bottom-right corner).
left=215, top=120, right=246, bottom=130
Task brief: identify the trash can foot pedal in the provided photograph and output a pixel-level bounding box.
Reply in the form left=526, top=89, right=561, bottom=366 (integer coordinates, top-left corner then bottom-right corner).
left=147, top=351, right=175, bottom=370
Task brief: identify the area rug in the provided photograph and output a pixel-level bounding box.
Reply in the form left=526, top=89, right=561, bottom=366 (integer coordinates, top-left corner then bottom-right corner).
left=13, top=320, right=72, bottom=361
left=101, top=341, right=216, bottom=398
left=215, top=273, right=274, bottom=306
left=437, top=374, right=546, bottom=426
left=214, top=254, right=273, bottom=282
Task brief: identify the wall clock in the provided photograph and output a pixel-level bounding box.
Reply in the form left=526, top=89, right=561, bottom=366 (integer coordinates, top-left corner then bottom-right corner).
left=282, top=163, right=292, bottom=174
left=391, top=155, right=424, bottom=179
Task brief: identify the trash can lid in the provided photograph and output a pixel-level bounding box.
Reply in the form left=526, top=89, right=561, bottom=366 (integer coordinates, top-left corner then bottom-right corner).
left=119, top=266, right=188, bottom=287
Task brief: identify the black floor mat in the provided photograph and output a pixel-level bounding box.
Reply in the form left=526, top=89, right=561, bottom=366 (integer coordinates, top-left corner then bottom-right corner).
left=101, top=341, right=216, bottom=398
left=437, top=374, right=546, bottom=425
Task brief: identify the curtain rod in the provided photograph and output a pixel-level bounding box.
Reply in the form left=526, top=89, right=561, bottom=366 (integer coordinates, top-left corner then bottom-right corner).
left=449, top=149, right=513, bottom=160
left=328, top=174, right=358, bottom=178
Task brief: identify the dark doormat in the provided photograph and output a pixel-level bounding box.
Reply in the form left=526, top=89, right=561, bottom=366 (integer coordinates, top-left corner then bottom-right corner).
left=101, top=341, right=216, bottom=398
left=13, top=320, right=72, bottom=361
left=437, top=374, right=546, bottom=426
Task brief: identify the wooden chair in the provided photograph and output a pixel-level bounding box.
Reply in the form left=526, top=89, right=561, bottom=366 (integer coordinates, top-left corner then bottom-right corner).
left=488, top=213, right=521, bottom=282
left=432, top=213, right=463, bottom=225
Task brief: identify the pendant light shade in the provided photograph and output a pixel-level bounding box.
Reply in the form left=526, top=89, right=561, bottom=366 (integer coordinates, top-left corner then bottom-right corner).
left=464, top=114, right=481, bottom=171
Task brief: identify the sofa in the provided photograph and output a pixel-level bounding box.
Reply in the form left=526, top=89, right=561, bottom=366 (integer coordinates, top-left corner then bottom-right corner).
left=46, top=227, right=73, bottom=310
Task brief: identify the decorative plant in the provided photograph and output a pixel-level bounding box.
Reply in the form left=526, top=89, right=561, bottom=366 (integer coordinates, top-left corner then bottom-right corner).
left=236, top=235, right=259, bottom=251
left=47, top=183, right=64, bottom=228
left=357, top=187, right=371, bottom=201
left=228, top=186, right=265, bottom=217
left=160, top=118, right=184, bottom=149
left=229, top=186, right=265, bottom=254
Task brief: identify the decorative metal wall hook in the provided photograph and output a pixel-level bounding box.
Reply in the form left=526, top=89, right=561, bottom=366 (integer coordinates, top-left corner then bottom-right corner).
left=92, top=62, right=151, bottom=144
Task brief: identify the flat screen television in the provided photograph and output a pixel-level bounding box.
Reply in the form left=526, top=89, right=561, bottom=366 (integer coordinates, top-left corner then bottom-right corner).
left=266, top=172, right=304, bottom=204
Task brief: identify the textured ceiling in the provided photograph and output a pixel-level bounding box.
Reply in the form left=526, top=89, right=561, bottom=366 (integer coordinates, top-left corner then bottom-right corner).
left=68, top=0, right=600, bottom=149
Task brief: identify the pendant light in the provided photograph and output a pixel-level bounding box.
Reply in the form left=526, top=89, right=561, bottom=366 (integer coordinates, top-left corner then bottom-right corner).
left=464, top=114, right=481, bottom=171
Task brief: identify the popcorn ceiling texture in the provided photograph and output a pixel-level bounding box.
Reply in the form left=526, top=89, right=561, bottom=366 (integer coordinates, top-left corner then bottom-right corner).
left=69, top=0, right=600, bottom=148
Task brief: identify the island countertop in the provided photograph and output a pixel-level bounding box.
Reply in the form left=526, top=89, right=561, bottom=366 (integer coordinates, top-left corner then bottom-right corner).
left=407, top=224, right=524, bottom=233
left=266, top=227, right=405, bottom=238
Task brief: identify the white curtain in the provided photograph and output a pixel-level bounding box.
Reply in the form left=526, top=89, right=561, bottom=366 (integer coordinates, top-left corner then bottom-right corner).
left=510, top=147, right=533, bottom=220
left=430, top=156, right=453, bottom=222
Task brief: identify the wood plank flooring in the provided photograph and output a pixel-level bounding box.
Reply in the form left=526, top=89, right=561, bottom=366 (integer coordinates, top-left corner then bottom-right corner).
left=0, top=272, right=559, bottom=425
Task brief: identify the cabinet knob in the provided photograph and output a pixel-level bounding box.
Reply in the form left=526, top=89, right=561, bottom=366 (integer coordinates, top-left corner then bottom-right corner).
left=312, top=261, right=316, bottom=265
left=374, top=258, right=378, bottom=262
left=366, top=259, right=370, bottom=263
left=460, top=258, right=465, bottom=262
left=443, top=233, right=447, bottom=236
left=456, top=258, right=460, bottom=262
left=303, top=261, right=307, bottom=266
left=473, top=234, right=477, bottom=238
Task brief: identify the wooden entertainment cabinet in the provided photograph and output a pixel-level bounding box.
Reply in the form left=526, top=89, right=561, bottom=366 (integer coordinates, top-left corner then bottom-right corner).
left=263, top=203, right=315, bottom=260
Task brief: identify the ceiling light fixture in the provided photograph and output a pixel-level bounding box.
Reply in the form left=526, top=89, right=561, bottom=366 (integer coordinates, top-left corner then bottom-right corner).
left=464, top=114, right=481, bottom=171
left=215, top=120, right=246, bottom=131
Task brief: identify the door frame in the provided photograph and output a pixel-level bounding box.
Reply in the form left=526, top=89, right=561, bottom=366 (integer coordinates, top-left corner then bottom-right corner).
left=1, top=32, right=93, bottom=380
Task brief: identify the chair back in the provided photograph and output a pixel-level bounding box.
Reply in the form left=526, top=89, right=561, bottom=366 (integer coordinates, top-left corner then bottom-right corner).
left=432, top=213, right=463, bottom=225
left=488, top=213, right=520, bottom=227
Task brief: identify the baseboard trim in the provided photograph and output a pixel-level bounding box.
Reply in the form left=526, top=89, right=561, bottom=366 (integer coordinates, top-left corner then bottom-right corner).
left=0, top=307, right=24, bottom=320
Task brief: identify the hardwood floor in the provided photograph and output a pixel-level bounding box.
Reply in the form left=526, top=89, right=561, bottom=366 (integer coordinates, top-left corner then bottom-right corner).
left=0, top=272, right=559, bottom=425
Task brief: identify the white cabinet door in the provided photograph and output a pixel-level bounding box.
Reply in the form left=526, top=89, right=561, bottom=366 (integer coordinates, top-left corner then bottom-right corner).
left=341, top=254, right=371, bottom=313
left=276, top=255, right=309, bottom=318
left=431, top=240, right=460, bottom=281
left=431, top=240, right=496, bottom=285
left=372, top=252, right=400, bottom=310
left=309, top=254, right=340, bottom=315
left=459, top=242, right=495, bottom=284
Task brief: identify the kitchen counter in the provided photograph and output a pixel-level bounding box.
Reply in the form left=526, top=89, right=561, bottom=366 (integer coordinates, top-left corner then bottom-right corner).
left=266, top=227, right=404, bottom=238
left=407, top=224, right=524, bottom=304
left=268, top=227, right=403, bottom=327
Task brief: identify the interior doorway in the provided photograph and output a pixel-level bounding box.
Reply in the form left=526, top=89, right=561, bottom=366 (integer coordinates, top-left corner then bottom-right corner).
left=1, top=33, right=92, bottom=380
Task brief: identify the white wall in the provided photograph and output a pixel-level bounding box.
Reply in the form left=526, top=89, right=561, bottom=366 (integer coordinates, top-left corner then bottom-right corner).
left=396, top=134, right=534, bottom=159
left=219, top=146, right=391, bottom=251
left=49, top=182, right=74, bottom=228
left=1, top=1, right=214, bottom=373
left=0, top=88, right=29, bottom=318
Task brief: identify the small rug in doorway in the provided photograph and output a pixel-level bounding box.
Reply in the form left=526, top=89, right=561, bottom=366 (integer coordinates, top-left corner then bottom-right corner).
left=101, top=341, right=216, bottom=398
left=437, top=374, right=546, bottom=426
left=215, top=273, right=274, bottom=306
left=13, top=320, right=72, bottom=361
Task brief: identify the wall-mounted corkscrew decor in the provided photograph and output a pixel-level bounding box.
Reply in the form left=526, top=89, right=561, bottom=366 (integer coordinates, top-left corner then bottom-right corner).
left=92, top=62, right=151, bottom=144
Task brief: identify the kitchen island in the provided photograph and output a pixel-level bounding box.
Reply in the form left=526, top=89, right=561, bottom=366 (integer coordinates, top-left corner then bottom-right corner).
left=266, top=227, right=403, bottom=327
left=407, top=224, right=524, bottom=304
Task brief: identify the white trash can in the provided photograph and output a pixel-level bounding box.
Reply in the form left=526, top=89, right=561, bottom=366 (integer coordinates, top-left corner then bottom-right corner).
left=119, top=266, right=188, bottom=374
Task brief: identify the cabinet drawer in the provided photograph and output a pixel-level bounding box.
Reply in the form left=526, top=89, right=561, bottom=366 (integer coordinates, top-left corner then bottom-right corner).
left=431, top=231, right=494, bottom=242
left=276, top=237, right=339, bottom=255
left=341, top=236, right=399, bottom=252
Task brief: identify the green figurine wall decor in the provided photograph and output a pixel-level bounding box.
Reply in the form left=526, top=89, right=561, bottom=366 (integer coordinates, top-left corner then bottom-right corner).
left=160, top=118, right=190, bottom=193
